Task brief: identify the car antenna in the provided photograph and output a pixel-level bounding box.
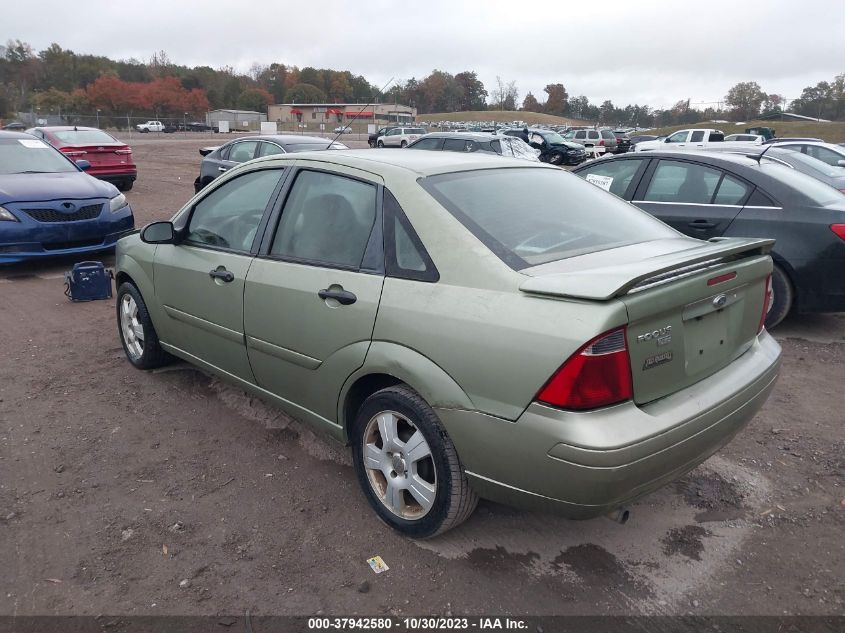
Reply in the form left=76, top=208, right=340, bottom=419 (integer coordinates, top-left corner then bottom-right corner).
left=326, top=76, right=395, bottom=149
left=751, top=144, right=774, bottom=165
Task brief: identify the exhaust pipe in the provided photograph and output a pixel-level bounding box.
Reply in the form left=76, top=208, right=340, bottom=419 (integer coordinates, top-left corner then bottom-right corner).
left=606, top=508, right=630, bottom=524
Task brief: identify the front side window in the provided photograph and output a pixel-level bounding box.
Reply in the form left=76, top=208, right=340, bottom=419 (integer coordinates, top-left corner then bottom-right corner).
left=644, top=160, right=720, bottom=204
left=421, top=168, right=678, bottom=269
left=666, top=131, right=689, bottom=143
left=228, top=141, right=258, bottom=163
left=186, top=169, right=283, bottom=252
left=270, top=170, right=377, bottom=269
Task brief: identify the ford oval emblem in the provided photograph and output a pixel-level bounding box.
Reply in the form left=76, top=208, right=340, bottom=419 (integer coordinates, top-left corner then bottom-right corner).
left=713, top=294, right=728, bottom=308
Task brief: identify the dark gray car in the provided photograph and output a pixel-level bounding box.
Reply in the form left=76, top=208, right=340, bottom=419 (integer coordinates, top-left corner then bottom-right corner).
left=194, top=135, right=348, bottom=192
left=573, top=150, right=845, bottom=327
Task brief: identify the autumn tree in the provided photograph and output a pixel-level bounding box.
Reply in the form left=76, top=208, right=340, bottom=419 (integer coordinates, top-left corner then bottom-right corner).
left=237, top=87, right=273, bottom=112
left=522, top=92, right=542, bottom=112
left=454, top=71, right=487, bottom=110
left=543, top=83, right=568, bottom=115
left=490, top=76, right=518, bottom=110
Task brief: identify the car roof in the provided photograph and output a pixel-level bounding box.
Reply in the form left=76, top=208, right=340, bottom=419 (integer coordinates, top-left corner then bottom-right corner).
left=769, top=140, right=842, bottom=151
left=227, top=134, right=340, bottom=145
left=31, top=126, right=101, bottom=132
left=254, top=147, right=553, bottom=177
left=595, top=149, right=766, bottom=170
left=0, top=130, right=36, bottom=140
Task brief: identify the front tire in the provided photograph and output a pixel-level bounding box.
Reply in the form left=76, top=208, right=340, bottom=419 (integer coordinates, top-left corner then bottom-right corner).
left=765, top=263, right=793, bottom=329
left=549, top=153, right=564, bottom=165
left=117, top=282, right=170, bottom=369
left=351, top=385, right=477, bottom=539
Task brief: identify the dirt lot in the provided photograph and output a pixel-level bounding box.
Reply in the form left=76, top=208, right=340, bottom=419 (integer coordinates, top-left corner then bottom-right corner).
left=1, top=137, right=843, bottom=617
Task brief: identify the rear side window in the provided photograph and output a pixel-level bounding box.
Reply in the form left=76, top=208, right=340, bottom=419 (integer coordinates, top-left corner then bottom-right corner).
left=421, top=168, right=678, bottom=269
left=270, top=170, right=377, bottom=269
left=410, top=138, right=443, bottom=150
left=407, top=128, right=426, bottom=135
left=690, top=131, right=705, bottom=142
left=228, top=141, right=258, bottom=163
left=384, top=189, right=438, bottom=282
left=443, top=138, right=475, bottom=152
left=601, top=130, right=615, bottom=139
left=713, top=174, right=750, bottom=205
left=578, top=159, right=644, bottom=197
left=644, top=160, right=720, bottom=204
left=259, top=142, right=285, bottom=157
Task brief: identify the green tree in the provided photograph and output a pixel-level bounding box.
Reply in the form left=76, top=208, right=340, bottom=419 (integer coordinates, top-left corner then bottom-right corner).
left=285, top=82, right=327, bottom=103
left=724, top=81, right=766, bottom=121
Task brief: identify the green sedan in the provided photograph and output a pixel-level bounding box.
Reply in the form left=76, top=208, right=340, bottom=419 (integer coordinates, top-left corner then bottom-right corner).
left=115, top=149, right=782, bottom=538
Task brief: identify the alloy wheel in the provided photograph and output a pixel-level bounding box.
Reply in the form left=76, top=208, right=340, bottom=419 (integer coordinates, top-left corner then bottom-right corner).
left=362, top=411, right=437, bottom=520
left=120, top=294, right=145, bottom=360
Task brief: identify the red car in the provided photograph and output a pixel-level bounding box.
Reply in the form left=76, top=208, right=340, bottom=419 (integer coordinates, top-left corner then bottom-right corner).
left=25, top=126, right=137, bottom=191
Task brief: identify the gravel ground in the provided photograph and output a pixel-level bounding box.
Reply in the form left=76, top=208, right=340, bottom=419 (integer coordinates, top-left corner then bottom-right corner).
left=0, top=137, right=843, bottom=617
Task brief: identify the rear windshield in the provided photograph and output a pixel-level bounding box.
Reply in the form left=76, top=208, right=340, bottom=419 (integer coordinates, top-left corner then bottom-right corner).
left=421, top=167, right=679, bottom=269
left=0, top=138, right=78, bottom=174
left=284, top=142, right=348, bottom=152
left=52, top=129, right=118, bottom=145
left=761, top=162, right=842, bottom=206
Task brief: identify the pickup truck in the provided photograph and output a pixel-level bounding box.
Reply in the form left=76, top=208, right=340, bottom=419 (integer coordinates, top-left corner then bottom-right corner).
left=633, top=129, right=760, bottom=152
left=135, top=120, right=164, bottom=133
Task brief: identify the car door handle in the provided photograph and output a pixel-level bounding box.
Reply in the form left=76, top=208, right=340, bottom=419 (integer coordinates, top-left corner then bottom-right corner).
left=688, top=220, right=717, bottom=229
left=318, top=288, right=357, bottom=305
left=209, top=268, right=235, bottom=282
left=218, top=166, right=228, bottom=172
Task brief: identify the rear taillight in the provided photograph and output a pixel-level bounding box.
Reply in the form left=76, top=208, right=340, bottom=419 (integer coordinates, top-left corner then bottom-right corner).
left=599, top=139, right=605, bottom=146
left=758, top=274, right=773, bottom=333
left=61, top=149, right=87, bottom=156
left=536, top=327, right=632, bottom=410
left=115, top=148, right=132, bottom=155
left=831, top=224, right=845, bottom=241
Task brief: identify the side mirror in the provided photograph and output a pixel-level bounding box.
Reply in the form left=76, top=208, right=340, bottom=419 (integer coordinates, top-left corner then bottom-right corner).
left=75, top=159, right=91, bottom=171
left=140, top=221, right=176, bottom=244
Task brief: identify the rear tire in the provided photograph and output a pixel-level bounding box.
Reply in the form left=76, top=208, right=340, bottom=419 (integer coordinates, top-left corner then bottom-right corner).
left=351, top=385, right=478, bottom=539
left=116, top=282, right=170, bottom=369
left=765, top=263, right=793, bottom=329
left=400, top=140, right=408, bottom=148
left=377, top=140, right=384, bottom=148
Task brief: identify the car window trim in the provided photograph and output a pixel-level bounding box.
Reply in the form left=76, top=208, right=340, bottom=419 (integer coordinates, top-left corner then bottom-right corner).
left=180, top=166, right=289, bottom=256
left=256, top=165, right=384, bottom=275
left=384, top=188, right=439, bottom=283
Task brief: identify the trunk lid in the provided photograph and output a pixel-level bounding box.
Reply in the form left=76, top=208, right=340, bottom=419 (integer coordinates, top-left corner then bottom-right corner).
left=520, top=237, right=774, bottom=404
left=62, top=144, right=131, bottom=167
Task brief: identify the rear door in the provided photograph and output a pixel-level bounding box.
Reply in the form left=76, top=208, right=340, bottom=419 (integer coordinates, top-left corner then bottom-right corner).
left=153, top=167, right=286, bottom=381
left=632, top=158, right=752, bottom=239
left=243, top=165, right=384, bottom=424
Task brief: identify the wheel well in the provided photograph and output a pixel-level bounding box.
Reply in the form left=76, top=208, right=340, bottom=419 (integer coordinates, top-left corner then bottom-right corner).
left=343, top=373, right=403, bottom=437
left=114, top=271, right=136, bottom=290
left=770, top=253, right=798, bottom=300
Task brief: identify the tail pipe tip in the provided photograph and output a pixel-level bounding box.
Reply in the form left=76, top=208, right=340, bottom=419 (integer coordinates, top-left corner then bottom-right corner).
left=606, top=508, right=631, bottom=525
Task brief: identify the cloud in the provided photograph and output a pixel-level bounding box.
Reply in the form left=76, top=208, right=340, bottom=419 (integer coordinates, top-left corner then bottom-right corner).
left=6, top=0, right=841, bottom=108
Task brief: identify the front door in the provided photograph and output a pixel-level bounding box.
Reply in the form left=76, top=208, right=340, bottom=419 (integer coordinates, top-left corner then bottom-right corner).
left=632, top=158, right=750, bottom=239
left=154, top=167, right=286, bottom=381
left=244, top=166, right=384, bottom=426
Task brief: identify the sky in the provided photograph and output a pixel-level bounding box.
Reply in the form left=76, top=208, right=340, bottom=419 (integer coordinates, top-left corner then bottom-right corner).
left=4, top=0, right=842, bottom=110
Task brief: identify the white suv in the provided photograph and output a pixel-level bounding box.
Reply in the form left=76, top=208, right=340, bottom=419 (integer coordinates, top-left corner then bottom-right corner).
left=377, top=127, right=426, bottom=148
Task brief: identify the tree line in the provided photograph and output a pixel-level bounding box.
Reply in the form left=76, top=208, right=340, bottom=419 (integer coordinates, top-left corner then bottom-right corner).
left=1, top=40, right=842, bottom=126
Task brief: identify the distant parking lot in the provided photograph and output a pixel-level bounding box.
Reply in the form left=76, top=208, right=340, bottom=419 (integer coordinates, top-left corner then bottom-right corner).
left=1, top=136, right=843, bottom=617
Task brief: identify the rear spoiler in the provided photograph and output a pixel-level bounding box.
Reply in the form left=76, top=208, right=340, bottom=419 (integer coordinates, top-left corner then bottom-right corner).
left=519, top=237, right=775, bottom=301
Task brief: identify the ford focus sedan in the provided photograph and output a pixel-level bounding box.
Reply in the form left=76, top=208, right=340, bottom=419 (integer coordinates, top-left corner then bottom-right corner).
left=115, top=150, right=781, bottom=538
left=0, top=131, right=134, bottom=264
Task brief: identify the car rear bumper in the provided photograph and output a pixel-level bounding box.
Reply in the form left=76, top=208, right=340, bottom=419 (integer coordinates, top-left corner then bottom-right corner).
left=436, top=331, right=781, bottom=518
left=93, top=170, right=137, bottom=184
